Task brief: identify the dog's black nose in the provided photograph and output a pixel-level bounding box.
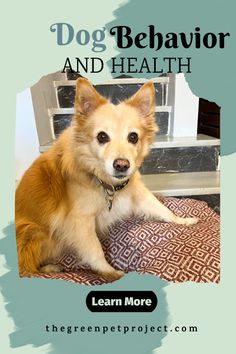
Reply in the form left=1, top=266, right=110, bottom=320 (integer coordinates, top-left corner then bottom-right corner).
left=113, top=158, right=130, bottom=172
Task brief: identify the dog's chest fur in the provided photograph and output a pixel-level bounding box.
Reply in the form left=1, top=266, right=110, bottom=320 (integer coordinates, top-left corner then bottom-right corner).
left=96, top=192, right=133, bottom=234
left=64, top=181, right=133, bottom=235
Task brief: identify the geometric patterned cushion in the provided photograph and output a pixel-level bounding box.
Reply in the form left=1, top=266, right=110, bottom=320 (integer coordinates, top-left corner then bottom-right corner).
left=23, top=197, right=220, bottom=284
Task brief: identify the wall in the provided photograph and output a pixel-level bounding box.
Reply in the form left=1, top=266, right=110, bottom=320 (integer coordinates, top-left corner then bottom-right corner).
left=15, top=88, right=39, bottom=181
left=172, top=74, right=199, bottom=137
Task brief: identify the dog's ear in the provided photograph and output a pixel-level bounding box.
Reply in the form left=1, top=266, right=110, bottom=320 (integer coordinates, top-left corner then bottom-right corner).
left=126, top=81, right=155, bottom=117
left=126, top=81, right=158, bottom=145
left=75, top=78, right=107, bottom=116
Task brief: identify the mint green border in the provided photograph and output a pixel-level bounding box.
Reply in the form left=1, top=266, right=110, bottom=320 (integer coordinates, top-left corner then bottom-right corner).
left=1, top=1, right=235, bottom=353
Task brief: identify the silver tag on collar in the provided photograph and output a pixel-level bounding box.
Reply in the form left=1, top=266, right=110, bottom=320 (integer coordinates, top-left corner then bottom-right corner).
left=104, top=185, right=115, bottom=211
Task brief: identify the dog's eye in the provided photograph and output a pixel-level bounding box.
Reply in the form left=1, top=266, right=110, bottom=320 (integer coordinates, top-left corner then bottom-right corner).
left=97, top=131, right=110, bottom=144
left=128, top=132, right=139, bottom=144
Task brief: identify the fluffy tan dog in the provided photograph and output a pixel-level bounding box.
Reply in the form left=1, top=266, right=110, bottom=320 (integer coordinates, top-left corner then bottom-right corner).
left=15, top=78, right=198, bottom=281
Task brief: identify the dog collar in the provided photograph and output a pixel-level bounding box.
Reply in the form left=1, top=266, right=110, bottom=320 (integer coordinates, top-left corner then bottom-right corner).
left=97, top=178, right=129, bottom=211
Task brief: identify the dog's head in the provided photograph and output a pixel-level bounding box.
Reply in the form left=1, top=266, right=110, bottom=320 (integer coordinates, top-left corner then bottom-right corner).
left=73, top=78, right=158, bottom=184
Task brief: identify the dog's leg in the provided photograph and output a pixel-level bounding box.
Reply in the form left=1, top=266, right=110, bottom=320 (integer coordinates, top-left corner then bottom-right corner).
left=39, top=239, right=64, bottom=273
left=133, top=183, right=199, bottom=226
left=64, top=215, right=124, bottom=282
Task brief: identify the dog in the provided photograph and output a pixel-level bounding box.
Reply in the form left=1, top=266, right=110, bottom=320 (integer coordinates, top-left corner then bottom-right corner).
left=15, top=78, right=198, bottom=281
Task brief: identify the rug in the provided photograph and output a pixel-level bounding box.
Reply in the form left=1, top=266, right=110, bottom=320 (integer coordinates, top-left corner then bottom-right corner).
left=23, top=197, right=220, bottom=285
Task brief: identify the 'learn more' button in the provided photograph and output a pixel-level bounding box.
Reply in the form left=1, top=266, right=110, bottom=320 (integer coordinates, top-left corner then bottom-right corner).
left=86, top=291, right=158, bottom=312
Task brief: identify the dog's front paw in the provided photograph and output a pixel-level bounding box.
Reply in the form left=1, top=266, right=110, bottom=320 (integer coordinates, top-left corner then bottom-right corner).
left=176, top=216, right=199, bottom=226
